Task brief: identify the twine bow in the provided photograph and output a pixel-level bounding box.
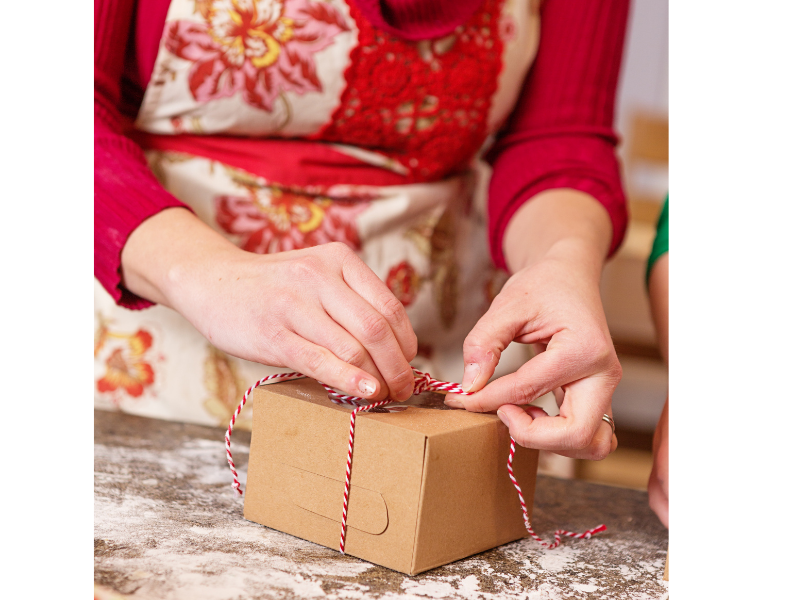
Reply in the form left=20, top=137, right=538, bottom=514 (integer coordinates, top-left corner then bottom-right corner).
left=225, top=369, right=606, bottom=553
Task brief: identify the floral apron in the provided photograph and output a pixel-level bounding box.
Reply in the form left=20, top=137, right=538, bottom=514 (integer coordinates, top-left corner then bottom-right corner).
left=94, top=0, right=542, bottom=429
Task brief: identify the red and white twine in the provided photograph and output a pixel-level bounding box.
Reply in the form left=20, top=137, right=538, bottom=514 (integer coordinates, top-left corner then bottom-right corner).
left=506, top=438, right=606, bottom=548
left=225, top=369, right=606, bottom=553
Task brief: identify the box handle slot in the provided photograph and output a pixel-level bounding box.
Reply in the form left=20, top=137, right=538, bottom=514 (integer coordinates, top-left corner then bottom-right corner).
left=282, top=463, right=389, bottom=535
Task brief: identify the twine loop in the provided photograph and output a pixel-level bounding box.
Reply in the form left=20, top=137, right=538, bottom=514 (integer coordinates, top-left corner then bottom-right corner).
left=412, top=370, right=434, bottom=395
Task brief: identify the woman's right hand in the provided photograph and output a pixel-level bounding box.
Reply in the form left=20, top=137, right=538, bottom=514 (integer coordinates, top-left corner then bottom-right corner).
left=120, top=208, right=418, bottom=401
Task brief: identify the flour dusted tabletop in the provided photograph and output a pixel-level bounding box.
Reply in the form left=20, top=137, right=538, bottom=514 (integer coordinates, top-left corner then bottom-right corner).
left=94, top=410, right=669, bottom=600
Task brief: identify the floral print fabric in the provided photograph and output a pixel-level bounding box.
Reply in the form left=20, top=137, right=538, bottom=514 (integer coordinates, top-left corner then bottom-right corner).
left=164, top=0, right=351, bottom=112
left=137, top=0, right=540, bottom=177
left=94, top=152, right=530, bottom=427
left=96, top=0, right=540, bottom=426
left=95, top=324, right=157, bottom=400
left=214, top=178, right=369, bottom=252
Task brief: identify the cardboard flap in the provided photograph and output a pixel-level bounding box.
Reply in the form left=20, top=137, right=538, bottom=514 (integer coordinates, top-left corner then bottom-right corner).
left=283, top=463, right=389, bottom=535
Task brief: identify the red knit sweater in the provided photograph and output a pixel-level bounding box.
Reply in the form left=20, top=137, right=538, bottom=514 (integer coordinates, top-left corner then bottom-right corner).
left=95, top=0, right=630, bottom=309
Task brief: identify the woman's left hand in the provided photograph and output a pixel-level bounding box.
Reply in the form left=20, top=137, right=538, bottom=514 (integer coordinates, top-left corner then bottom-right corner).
left=444, top=255, right=620, bottom=459
left=443, top=190, right=622, bottom=460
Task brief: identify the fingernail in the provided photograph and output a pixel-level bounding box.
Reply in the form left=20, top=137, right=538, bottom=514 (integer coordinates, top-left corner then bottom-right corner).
left=358, top=379, right=376, bottom=396
left=444, top=398, right=464, bottom=409
left=497, top=409, right=509, bottom=427
left=462, top=363, right=480, bottom=392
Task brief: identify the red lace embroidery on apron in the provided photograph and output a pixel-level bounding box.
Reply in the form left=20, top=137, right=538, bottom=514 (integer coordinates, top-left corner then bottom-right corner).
left=316, top=0, right=503, bottom=182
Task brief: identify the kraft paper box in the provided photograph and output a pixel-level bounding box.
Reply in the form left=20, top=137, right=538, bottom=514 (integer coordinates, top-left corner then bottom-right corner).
left=243, top=378, right=539, bottom=575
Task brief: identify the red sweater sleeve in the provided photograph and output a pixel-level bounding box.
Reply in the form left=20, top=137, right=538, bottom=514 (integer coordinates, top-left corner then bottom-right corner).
left=94, top=0, right=189, bottom=310
left=486, top=0, right=631, bottom=271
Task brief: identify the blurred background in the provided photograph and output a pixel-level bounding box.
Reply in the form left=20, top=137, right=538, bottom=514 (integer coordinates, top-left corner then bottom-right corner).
left=537, top=0, right=668, bottom=490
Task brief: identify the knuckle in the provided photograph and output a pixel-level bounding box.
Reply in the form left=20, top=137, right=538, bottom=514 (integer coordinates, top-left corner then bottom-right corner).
left=378, top=295, right=406, bottom=325
left=462, top=336, right=501, bottom=366
left=461, top=342, right=483, bottom=364
left=512, top=423, right=537, bottom=449
left=270, top=291, right=295, bottom=316
left=478, top=399, right=498, bottom=413
left=359, top=311, right=391, bottom=345
left=289, top=254, right=324, bottom=281
left=328, top=241, right=354, bottom=261
left=578, top=330, right=613, bottom=364
left=577, top=333, right=623, bottom=385
left=571, top=425, right=595, bottom=450
left=510, top=379, right=537, bottom=406
left=265, top=325, right=287, bottom=346
left=257, top=325, right=287, bottom=358
left=297, top=344, right=326, bottom=374
left=587, top=439, right=611, bottom=461
left=608, top=358, right=623, bottom=384
left=386, top=366, right=413, bottom=390
left=328, top=241, right=351, bottom=253
left=462, top=327, right=486, bottom=353
left=253, top=327, right=286, bottom=366
left=336, top=343, right=367, bottom=367
left=586, top=331, right=608, bottom=355
left=464, top=396, right=488, bottom=413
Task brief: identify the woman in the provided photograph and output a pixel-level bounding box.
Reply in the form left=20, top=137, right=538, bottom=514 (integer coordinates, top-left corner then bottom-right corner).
left=95, top=0, right=628, bottom=461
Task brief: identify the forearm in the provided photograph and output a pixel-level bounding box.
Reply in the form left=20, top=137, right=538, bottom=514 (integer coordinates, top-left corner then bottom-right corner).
left=120, top=207, right=243, bottom=309
left=94, top=0, right=192, bottom=308
left=486, top=0, right=629, bottom=271
left=120, top=207, right=419, bottom=401
left=502, top=188, right=614, bottom=279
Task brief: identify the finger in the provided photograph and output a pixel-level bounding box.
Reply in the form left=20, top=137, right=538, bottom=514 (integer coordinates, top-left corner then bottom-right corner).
left=648, top=470, right=669, bottom=528
left=458, top=301, right=520, bottom=393
left=553, top=386, right=565, bottom=409
left=581, top=411, right=617, bottom=460
left=499, top=403, right=617, bottom=460
left=322, top=283, right=415, bottom=401
left=653, top=435, right=669, bottom=498
left=281, top=331, right=382, bottom=399
left=493, top=375, right=614, bottom=456
left=452, top=324, right=621, bottom=412
left=339, top=247, right=418, bottom=363
left=292, top=315, right=388, bottom=399
left=552, top=377, right=617, bottom=459
left=522, top=405, right=550, bottom=419
left=445, top=342, right=595, bottom=413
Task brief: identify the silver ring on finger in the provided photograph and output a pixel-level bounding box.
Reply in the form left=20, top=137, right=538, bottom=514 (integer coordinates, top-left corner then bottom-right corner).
left=602, top=413, right=616, bottom=436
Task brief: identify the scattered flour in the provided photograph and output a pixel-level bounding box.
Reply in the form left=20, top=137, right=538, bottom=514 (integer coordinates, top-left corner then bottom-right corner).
left=535, top=546, right=578, bottom=573
left=95, top=434, right=668, bottom=600
left=402, top=579, right=459, bottom=598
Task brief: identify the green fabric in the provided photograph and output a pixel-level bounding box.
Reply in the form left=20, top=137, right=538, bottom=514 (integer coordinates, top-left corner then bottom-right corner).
left=646, top=195, right=669, bottom=283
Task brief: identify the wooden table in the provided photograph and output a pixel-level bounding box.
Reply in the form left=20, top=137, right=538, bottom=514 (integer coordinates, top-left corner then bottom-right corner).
left=94, top=410, right=669, bottom=599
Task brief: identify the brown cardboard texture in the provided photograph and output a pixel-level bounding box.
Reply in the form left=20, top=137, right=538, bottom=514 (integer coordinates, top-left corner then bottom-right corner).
left=243, top=378, right=539, bottom=575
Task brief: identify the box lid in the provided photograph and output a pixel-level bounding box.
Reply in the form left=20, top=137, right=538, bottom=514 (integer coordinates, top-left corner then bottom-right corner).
left=267, top=377, right=503, bottom=437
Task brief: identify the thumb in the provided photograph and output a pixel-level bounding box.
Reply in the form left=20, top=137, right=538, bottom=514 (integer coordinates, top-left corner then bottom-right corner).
left=460, top=304, right=519, bottom=392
